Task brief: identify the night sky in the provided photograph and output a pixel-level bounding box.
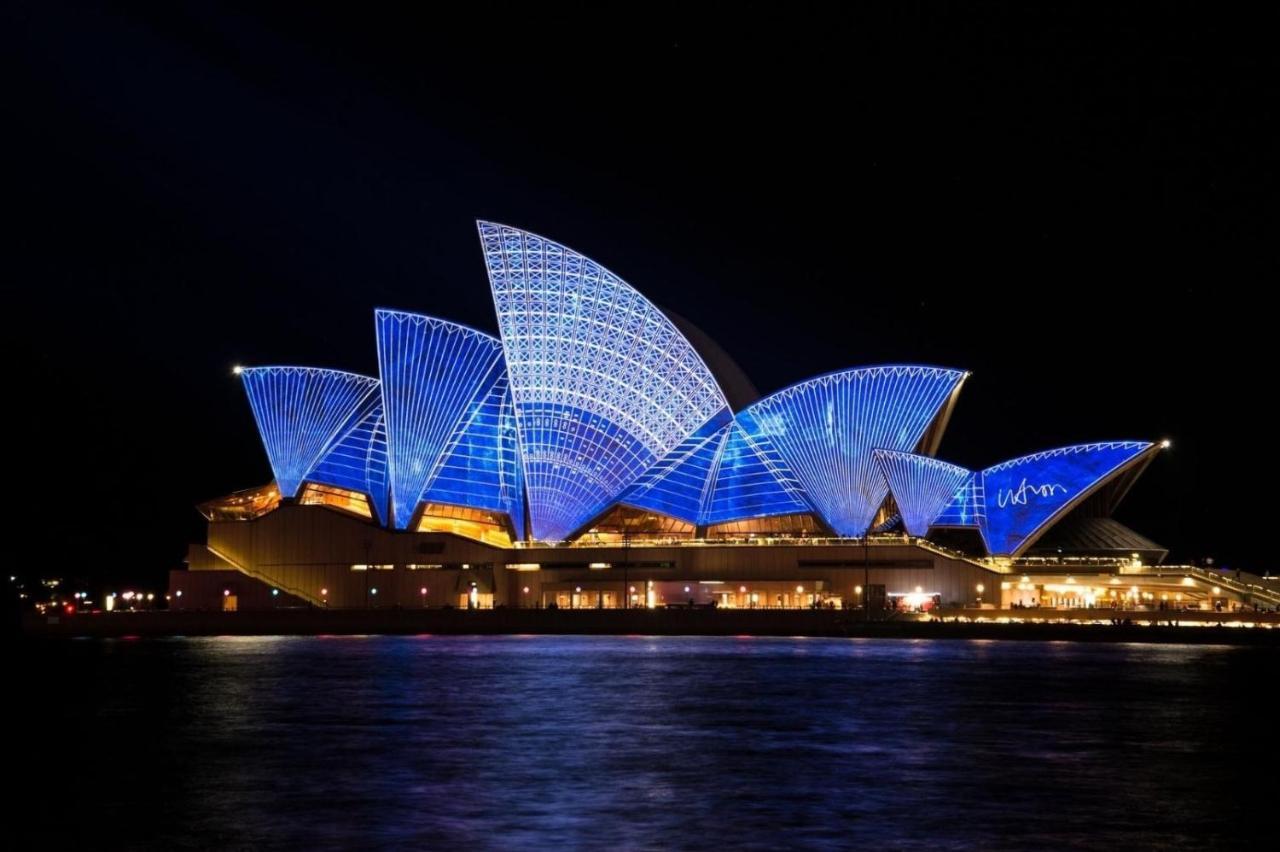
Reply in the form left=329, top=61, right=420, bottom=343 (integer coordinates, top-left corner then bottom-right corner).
left=7, top=4, right=1273, bottom=586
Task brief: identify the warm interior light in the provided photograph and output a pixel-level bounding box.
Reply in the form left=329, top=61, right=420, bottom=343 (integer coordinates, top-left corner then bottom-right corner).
left=417, top=504, right=513, bottom=547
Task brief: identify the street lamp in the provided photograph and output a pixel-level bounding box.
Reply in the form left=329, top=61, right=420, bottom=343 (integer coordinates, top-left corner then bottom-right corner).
left=976, top=583, right=984, bottom=607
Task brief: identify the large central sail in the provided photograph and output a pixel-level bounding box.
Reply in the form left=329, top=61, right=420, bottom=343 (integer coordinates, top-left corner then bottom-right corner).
left=478, top=221, right=729, bottom=540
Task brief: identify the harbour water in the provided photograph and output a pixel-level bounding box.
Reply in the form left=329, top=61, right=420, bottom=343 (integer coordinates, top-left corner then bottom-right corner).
left=16, top=636, right=1275, bottom=849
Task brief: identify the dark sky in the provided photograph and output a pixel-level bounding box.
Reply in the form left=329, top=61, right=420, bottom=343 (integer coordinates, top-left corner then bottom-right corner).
left=6, top=3, right=1274, bottom=586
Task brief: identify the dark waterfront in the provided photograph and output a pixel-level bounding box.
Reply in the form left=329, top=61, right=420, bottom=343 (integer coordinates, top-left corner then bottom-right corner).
left=16, top=636, right=1275, bottom=850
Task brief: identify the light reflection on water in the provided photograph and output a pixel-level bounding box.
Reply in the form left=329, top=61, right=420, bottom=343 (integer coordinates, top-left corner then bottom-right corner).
left=17, top=636, right=1276, bottom=850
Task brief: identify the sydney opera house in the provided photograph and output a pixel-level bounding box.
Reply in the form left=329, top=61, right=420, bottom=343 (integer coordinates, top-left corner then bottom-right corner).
left=170, top=221, right=1200, bottom=614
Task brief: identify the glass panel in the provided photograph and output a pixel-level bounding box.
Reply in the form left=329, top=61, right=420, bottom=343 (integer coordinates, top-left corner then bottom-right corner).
left=574, top=505, right=694, bottom=544
left=416, top=502, right=514, bottom=548
left=704, top=512, right=824, bottom=539
left=298, top=483, right=372, bottom=519
left=198, top=483, right=280, bottom=521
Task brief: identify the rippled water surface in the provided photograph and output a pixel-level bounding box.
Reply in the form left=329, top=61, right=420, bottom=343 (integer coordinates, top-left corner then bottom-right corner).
left=16, top=636, right=1276, bottom=849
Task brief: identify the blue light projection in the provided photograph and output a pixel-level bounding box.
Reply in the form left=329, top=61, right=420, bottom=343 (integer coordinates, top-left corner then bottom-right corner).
left=618, top=411, right=732, bottom=523
left=307, top=397, right=389, bottom=524
left=978, top=441, right=1154, bottom=556
left=376, top=310, right=505, bottom=529
left=478, top=221, right=730, bottom=540
left=740, top=366, right=967, bottom=536
left=703, top=420, right=813, bottom=524
left=421, top=372, right=526, bottom=541
left=874, top=450, right=972, bottom=537
left=932, top=474, right=984, bottom=529
left=240, top=367, right=380, bottom=499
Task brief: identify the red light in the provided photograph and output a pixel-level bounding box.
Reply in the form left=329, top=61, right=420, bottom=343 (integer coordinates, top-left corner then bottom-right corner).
left=64, top=604, right=76, bottom=615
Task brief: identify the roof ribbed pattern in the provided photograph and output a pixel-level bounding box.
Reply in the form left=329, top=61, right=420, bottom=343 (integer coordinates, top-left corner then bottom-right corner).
left=240, top=366, right=380, bottom=499
left=478, top=220, right=730, bottom=540
left=874, top=450, right=972, bottom=537
left=375, top=310, right=505, bottom=529
left=740, top=367, right=968, bottom=535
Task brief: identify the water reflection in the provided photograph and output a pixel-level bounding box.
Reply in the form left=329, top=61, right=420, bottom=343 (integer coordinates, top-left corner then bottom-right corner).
left=17, top=637, right=1275, bottom=850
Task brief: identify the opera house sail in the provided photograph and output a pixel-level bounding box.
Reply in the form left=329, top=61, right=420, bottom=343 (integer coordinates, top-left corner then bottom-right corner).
left=179, top=220, right=1178, bottom=612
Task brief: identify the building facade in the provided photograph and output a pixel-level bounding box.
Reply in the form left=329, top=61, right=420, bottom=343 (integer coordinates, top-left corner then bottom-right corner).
left=172, top=222, right=1212, bottom=613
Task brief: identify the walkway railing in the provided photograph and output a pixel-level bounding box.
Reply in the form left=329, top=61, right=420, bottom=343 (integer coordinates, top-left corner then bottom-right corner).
left=1111, top=563, right=1280, bottom=609
left=206, top=546, right=325, bottom=608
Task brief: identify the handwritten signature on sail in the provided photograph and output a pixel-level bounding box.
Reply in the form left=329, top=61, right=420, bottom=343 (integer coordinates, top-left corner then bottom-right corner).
left=996, top=478, right=1067, bottom=509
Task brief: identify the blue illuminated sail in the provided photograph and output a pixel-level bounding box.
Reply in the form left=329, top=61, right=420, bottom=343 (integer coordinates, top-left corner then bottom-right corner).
left=874, top=450, right=972, bottom=537
left=740, top=366, right=967, bottom=535
left=306, top=397, right=389, bottom=524
left=478, top=221, right=730, bottom=540
left=240, top=366, right=380, bottom=499
left=703, top=419, right=812, bottom=524
left=229, top=225, right=1166, bottom=558
left=421, top=371, right=526, bottom=541
left=376, top=310, right=505, bottom=529
left=618, top=411, right=733, bottom=523
left=932, top=474, right=985, bottom=529
left=979, top=441, right=1155, bottom=556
